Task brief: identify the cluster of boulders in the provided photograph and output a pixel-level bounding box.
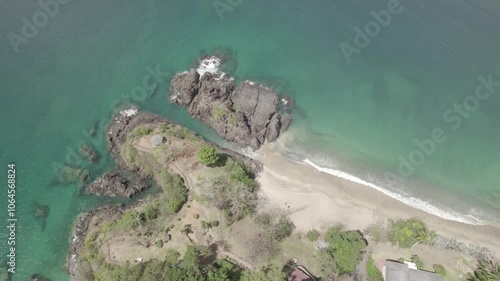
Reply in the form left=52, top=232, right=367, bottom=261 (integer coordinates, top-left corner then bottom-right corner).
left=83, top=169, right=148, bottom=198
left=170, top=67, right=292, bottom=150
left=433, top=234, right=496, bottom=261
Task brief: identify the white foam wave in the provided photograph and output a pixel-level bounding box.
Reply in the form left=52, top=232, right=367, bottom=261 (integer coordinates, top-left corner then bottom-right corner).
left=197, top=56, right=221, bottom=77
left=303, top=158, right=486, bottom=225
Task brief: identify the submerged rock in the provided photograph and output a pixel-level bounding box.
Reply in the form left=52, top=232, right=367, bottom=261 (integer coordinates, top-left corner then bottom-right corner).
left=32, top=202, right=50, bottom=231
left=79, top=142, right=100, bottom=163
left=169, top=56, right=293, bottom=150
left=29, top=274, right=52, bottom=281
left=51, top=164, right=90, bottom=186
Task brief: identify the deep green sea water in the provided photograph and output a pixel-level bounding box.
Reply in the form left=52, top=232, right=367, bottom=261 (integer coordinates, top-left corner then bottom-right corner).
left=1, top=0, right=500, bottom=280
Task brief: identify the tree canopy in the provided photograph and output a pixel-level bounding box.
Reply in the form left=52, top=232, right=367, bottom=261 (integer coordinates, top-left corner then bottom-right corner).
left=388, top=218, right=436, bottom=248
left=321, top=226, right=367, bottom=275
left=197, top=145, right=219, bottom=166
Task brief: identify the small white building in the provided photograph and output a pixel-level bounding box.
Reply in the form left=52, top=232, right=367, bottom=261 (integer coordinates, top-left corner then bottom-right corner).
left=383, top=260, right=443, bottom=281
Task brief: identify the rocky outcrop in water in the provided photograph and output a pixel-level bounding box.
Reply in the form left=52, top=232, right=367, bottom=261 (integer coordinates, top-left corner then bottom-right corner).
left=169, top=59, right=292, bottom=150
left=83, top=169, right=148, bottom=198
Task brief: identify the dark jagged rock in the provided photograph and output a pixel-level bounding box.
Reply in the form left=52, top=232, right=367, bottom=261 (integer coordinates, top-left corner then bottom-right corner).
left=170, top=70, right=200, bottom=105
left=266, top=113, right=281, bottom=142
left=83, top=169, right=148, bottom=198
left=169, top=57, right=292, bottom=150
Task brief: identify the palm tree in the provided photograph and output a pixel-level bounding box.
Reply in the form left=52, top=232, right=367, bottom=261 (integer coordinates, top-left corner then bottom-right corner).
left=468, top=259, right=500, bottom=281
left=181, top=224, right=193, bottom=242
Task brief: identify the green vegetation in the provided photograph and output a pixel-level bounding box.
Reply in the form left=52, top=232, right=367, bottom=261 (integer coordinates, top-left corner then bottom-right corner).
left=306, top=229, right=320, bottom=241
left=210, top=220, right=219, bottom=227
left=142, top=201, right=160, bottom=221
left=433, top=264, right=446, bottom=276
left=410, top=255, right=424, bottom=270
left=467, top=259, right=500, bottom=281
left=387, top=218, right=436, bottom=248
left=365, top=218, right=436, bottom=249
left=367, top=255, right=383, bottom=281
left=318, top=225, right=367, bottom=276
left=211, top=106, right=227, bottom=120
left=225, top=159, right=255, bottom=189
left=240, top=264, right=288, bottom=281
left=249, top=211, right=295, bottom=259
left=155, top=239, right=163, bottom=248
left=198, top=159, right=257, bottom=224
left=228, top=116, right=238, bottom=126
left=197, top=145, right=219, bottom=166
left=80, top=242, right=289, bottom=281
left=364, top=220, right=388, bottom=243
left=194, top=214, right=200, bottom=219
left=315, top=250, right=338, bottom=280
left=116, top=210, right=140, bottom=230
left=129, top=126, right=152, bottom=139
left=158, top=171, right=188, bottom=213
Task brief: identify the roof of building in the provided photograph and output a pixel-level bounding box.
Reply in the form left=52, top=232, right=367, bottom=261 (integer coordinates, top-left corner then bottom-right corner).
left=150, top=134, right=163, bottom=147
left=386, top=260, right=443, bottom=281
left=288, top=268, right=313, bottom=281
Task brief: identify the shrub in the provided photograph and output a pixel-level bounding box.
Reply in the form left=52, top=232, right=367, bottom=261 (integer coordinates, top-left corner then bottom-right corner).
left=156, top=239, right=163, bottom=248
left=323, top=226, right=367, bottom=275
left=117, top=211, right=139, bottom=230
left=129, top=126, right=152, bottom=139
left=254, top=211, right=295, bottom=242
left=467, top=259, right=500, bottom=281
left=194, top=214, right=200, bottom=219
left=306, top=229, right=321, bottom=241
left=158, top=172, right=188, bottom=213
left=210, top=220, right=220, bottom=227
left=365, top=220, right=388, bottom=243
left=142, top=203, right=159, bottom=221
left=433, top=264, right=446, bottom=276
left=411, top=255, right=424, bottom=269
left=225, top=159, right=255, bottom=189
left=197, top=145, right=219, bottom=166
left=200, top=220, right=209, bottom=229
left=367, top=255, right=383, bottom=281
left=388, top=218, right=436, bottom=248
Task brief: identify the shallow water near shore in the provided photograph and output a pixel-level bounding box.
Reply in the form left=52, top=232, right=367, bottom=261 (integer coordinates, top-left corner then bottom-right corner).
left=1, top=0, right=500, bottom=280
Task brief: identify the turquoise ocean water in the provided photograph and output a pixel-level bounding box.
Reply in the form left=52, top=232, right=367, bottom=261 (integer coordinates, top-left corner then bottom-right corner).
left=1, top=0, right=500, bottom=280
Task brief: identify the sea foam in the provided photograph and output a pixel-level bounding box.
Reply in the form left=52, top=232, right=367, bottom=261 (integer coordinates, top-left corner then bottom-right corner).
left=196, top=56, right=221, bottom=77
left=302, top=158, right=485, bottom=226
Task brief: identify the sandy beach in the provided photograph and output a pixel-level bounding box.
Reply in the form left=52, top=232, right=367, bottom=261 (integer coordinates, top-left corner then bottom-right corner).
left=253, top=143, right=500, bottom=258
